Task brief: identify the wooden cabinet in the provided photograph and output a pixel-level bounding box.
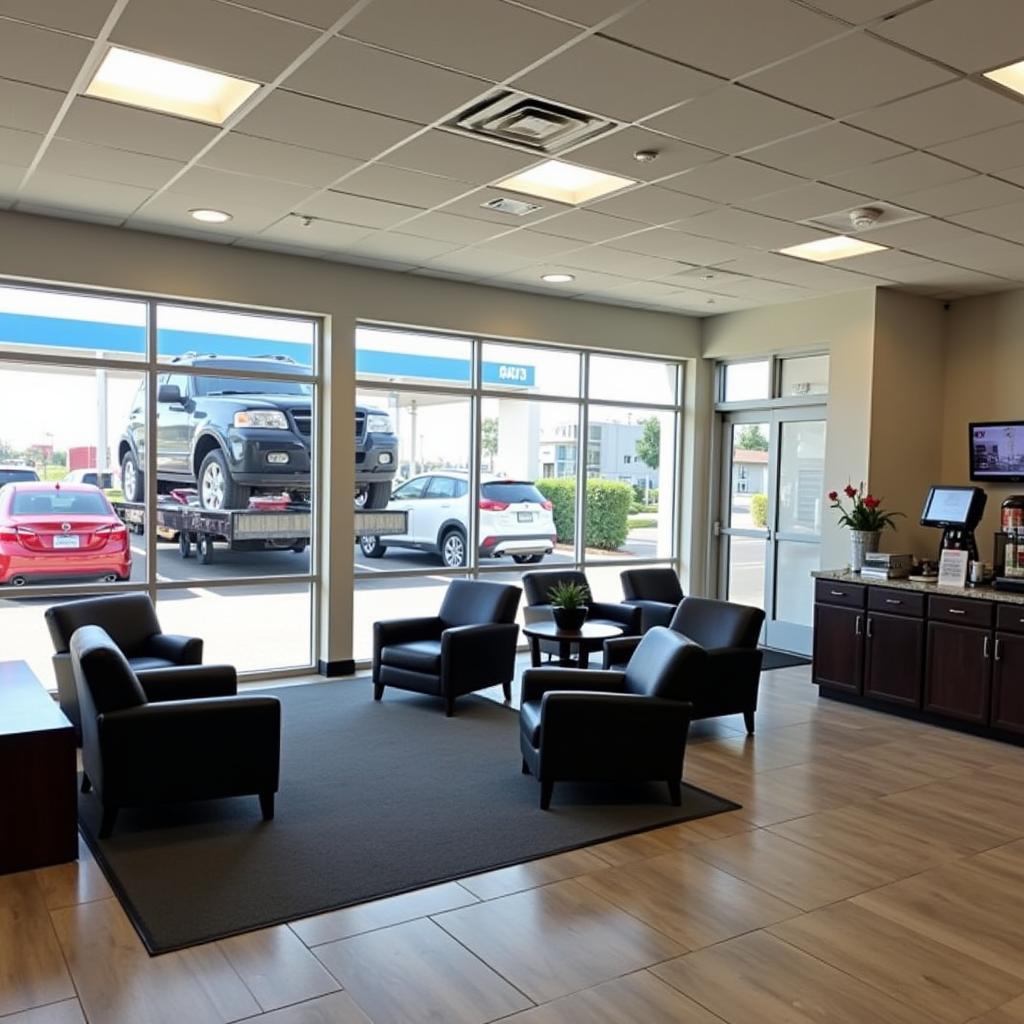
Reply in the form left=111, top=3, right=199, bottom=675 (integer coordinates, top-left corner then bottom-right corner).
left=813, top=602, right=864, bottom=694
left=864, top=611, right=924, bottom=708
left=924, top=621, right=992, bottom=724
left=992, top=631, right=1024, bottom=734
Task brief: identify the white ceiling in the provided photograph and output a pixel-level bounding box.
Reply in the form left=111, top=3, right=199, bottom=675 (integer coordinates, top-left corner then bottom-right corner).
left=2, top=0, right=1024, bottom=315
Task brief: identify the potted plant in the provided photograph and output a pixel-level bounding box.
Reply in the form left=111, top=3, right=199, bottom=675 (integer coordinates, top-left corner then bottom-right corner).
left=548, top=580, right=590, bottom=631
left=828, top=483, right=904, bottom=572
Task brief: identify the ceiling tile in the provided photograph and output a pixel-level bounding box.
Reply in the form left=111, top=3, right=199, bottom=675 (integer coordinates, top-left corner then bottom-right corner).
left=111, top=0, right=318, bottom=83
left=0, top=79, right=63, bottom=134
left=922, top=234, right=1024, bottom=277
left=494, top=264, right=630, bottom=291
left=866, top=217, right=978, bottom=254
left=17, top=171, right=151, bottom=217
left=587, top=185, right=716, bottom=224
left=847, top=80, right=1024, bottom=150
left=0, top=21, right=90, bottom=90
left=383, top=130, right=535, bottom=184
left=396, top=211, right=504, bottom=243
left=610, top=228, right=751, bottom=265
left=744, top=33, right=953, bottom=118
left=661, top=157, right=803, bottom=203
left=335, top=164, right=470, bottom=207
left=644, top=85, right=827, bottom=155
left=826, top=151, right=973, bottom=198
left=344, top=232, right=460, bottom=262
left=438, top=186, right=570, bottom=223
left=200, top=132, right=361, bottom=187
left=284, top=37, right=487, bottom=124
left=131, top=192, right=282, bottom=234
left=676, top=206, right=829, bottom=248
left=476, top=229, right=582, bottom=257
left=0, top=0, right=115, bottom=35
left=874, top=0, right=1024, bottom=74
left=424, top=248, right=535, bottom=276
left=950, top=201, right=1024, bottom=244
left=996, top=165, right=1024, bottom=189
left=0, top=163, right=25, bottom=204
left=513, top=36, right=720, bottom=122
left=930, top=123, right=1024, bottom=173
left=740, top=182, right=871, bottom=220
left=568, top=126, right=719, bottom=181
left=720, top=252, right=885, bottom=289
left=600, top=279, right=688, bottom=299
left=296, top=190, right=421, bottom=227
left=801, top=0, right=911, bottom=23
left=749, top=123, right=908, bottom=177
left=342, top=0, right=578, bottom=81
left=258, top=214, right=371, bottom=249
left=38, top=138, right=183, bottom=189
left=0, top=126, right=42, bottom=167
left=899, top=175, right=1024, bottom=216
left=238, top=91, right=418, bottom=159
left=510, top=0, right=638, bottom=25
left=605, top=0, right=843, bottom=79
left=58, top=98, right=220, bottom=160
left=560, top=246, right=682, bottom=278
left=165, top=166, right=316, bottom=210
left=227, top=0, right=361, bottom=28
left=531, top=208, right=641, bottom=242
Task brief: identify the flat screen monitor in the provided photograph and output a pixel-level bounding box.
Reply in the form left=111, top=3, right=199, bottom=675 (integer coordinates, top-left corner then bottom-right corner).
left=970, top=421, right=1024, bottom=482
left=920, top=485, right=986, bottom=528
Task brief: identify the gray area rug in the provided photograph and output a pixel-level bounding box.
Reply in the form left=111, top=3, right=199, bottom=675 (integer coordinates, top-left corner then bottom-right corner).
left=79, top=680, right=739, bottom=954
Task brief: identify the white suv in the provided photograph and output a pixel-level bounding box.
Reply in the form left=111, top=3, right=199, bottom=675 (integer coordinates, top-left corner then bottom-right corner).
left=358, top=473, right=556, bottom=568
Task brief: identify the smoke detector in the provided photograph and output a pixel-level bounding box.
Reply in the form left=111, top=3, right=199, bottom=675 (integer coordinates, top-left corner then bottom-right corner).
left=806, top=201, right=924, bottom=234
left=849, top=207, right=883, bottom=230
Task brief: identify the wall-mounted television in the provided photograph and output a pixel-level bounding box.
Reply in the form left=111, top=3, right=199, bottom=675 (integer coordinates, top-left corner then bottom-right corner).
left=970, top=421, right=1024, bottom=483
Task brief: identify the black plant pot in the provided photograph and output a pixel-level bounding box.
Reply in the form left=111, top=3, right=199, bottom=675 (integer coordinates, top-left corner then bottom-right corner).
left=553, top=606, right=587, bottom=631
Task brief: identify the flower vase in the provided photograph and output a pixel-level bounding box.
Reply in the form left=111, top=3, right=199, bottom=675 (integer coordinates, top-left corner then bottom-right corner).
left=850, top=530, right=880, bottom=572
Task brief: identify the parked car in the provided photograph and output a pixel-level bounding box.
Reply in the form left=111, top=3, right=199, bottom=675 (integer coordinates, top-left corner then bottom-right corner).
left=0, top=463, right=40, bottom=486
left=358, top=474, right=556, bottom=568
left=63, top=468, right=118, bottom=489
left=0, top=482, right=131, bottom=586
left=119, top=354, right=398, bottom=511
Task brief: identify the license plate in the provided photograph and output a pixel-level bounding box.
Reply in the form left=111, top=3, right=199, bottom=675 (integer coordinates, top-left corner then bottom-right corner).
left=517, top=512, right=534, bottom=523
left=53, top=535, right=80, bottom=549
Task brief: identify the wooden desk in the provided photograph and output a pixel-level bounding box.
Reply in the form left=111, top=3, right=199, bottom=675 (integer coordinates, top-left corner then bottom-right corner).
left=0, top=660, right=77, bottom=873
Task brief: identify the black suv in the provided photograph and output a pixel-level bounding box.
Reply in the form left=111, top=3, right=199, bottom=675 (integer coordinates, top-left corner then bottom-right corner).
left=119, top=354, right=398, bottom=511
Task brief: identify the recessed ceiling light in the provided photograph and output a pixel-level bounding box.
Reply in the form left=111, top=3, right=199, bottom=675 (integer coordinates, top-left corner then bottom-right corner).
left=984, top=59, right=1024, bottom=97
left=495, top=159, right=635, bottom=205
left=779, top=235, right=888, bottom=263
left=541, top=273, right=575, bottom=283
left=189, top=208, right=233, bottom=223
left=85, top=46, right=259, bottom=124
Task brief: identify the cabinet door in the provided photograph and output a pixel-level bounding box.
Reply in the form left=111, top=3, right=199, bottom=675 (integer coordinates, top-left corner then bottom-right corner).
left=813, top=604, right=863, bottom=693
left=992, top=632, right=1024, bottom=734
left=864, top=612, right=924, bottom=708
left=925, top=622, right=991, bottom=723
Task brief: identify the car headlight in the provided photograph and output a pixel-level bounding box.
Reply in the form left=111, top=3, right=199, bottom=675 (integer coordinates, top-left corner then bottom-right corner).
left=234, top=410, right=289, bottom=429
left=366, top=413, right=392, bottom=434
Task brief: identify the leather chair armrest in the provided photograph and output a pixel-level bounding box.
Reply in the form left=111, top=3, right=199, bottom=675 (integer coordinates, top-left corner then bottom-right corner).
left=146, top=632, right=203, bottom=665
left=706, top=646, right=764, bottom=682
left=374, top=616, right=443, bottom=649
left=602, top=635, right=641, bottom=669
left=589, top=601, right=643, bottom=634
left=521, top=668, right=626, bottom=704
left=441, top=622, right=518, bottom=684
left=136, top=663, right=238, bottom=702
left=539, top=691, right=692, bottom=745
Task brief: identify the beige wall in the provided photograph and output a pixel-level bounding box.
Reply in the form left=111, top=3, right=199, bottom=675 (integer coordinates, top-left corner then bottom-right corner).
left=0, top=210, right=701, bottom=666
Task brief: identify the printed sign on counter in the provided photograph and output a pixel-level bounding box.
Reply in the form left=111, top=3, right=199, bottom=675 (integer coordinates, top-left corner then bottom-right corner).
left=938, top=549, right=970, bottom=588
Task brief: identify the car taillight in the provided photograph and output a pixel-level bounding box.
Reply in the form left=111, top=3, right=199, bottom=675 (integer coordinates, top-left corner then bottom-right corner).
left=479, top=498, right=509, bottom=511
left=96, top=523, right=127, bottom=538
left=0, top=526, right=19, bottom=542
left=541, top=500, right=553, bottom=511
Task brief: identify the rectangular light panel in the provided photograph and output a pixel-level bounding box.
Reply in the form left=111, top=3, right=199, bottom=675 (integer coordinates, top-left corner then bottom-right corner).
left=779, top=235, right=888, bottom=262
left=495, top=159, right=635, bottom=204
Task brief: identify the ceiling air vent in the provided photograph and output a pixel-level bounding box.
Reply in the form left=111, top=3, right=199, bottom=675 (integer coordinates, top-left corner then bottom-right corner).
left=482, top=196, right=543, bottom=217
left=446, top=90, right=616, bottom=154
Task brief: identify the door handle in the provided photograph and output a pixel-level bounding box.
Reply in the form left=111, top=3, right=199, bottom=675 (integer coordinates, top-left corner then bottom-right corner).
left=984, top=635, right=991, bottom=659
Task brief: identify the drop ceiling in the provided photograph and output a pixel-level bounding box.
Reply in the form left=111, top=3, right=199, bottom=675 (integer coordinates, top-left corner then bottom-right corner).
left=1, top=0, right=1024, bottom=315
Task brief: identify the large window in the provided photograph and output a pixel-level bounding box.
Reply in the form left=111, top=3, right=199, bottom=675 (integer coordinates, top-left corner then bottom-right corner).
left=0, top=281, right=320, bottom=682
left=352, top=326, right=682, bottom=662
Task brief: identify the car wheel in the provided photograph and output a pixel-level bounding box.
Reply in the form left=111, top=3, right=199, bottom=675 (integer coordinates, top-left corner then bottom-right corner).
left=198, top=449, right=247, bottom=510
left=121, top=450, right=143, bottom=503
left=196, top=533, right=214, bottom=564
left=364, top=481, right=392, bottom=510
left=359, top=535, right=387, bottom=558
left=512, top=554, right=544, bottom=565
left=440, top=528, right=467, bottom=568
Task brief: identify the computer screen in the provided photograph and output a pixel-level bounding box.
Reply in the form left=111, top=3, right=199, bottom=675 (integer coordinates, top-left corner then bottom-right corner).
left=921, top=486, right=983, bottom=527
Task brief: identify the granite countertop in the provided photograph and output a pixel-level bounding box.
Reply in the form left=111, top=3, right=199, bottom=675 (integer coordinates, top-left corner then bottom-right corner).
left=813, top=568, right=1024, bottom=607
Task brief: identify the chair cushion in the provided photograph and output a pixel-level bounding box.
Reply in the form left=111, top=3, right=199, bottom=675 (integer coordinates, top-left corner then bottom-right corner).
left=519, top=700, right=543, bottom=747
left=669, top=597, right=764, bottom=650
left=439, top=579, right=520, bottom=627
left=70, top=625, right=147, bottom=713
left=380, top=640, right=442, bottom=674
left=46, top=593, right=162, bottom=656
left=621, top=568, right=683, bottom=604
left=128, top=656, right=177, bottom=673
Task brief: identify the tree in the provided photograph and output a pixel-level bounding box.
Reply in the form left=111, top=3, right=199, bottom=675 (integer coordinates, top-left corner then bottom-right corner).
left=481, top=417, right=499, bottom=469
left=634, top=417, right=660, bottom=470
left=736, top=424, right=769, bottom=451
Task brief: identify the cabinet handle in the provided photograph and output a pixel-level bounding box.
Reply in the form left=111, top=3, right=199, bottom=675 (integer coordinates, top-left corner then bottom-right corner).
left=995, top=638, right=1003, bottom=662
left=948, top=608, right=966, bottom=615
left=855, top=615, right=862, bottom=636
left=866, top=617, right=873, bottom=639
left=884, top=598, right=902, bottom=605
left=830, top=590, right=845, bottom=597
left=984, top=636, right=991, bottom=659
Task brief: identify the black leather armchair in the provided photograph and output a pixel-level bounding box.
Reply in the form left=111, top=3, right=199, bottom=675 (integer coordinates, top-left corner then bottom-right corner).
left=46, top=593, right=203, bottom=743
left=620, top=567, right=684, bottom=632
left=522, top=569, right=641, bottom=659
left=373, top=579, right=521, bottom=715
left=604, top=596, right=765, bottom=734
left=519, top=627, right=705, bottom=809
left=71, top=625, right=280, bottom=838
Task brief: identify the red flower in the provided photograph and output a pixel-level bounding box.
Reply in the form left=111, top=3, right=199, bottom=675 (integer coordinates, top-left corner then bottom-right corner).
left=844, top=484, right=857, bottom=498
left=863, top=495, right=880, bottom=509
left=828, top=490, right=839, bottom=501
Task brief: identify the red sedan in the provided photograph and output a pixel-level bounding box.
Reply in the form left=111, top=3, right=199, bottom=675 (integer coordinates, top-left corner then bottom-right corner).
left=0, top=482, right=131, bottom=587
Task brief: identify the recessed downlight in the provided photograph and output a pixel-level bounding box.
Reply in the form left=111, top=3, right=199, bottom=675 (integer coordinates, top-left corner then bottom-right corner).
left=779, top=235, right=887, bottom=263
left=189, top=208, right=233, bottom=223
left=541, top=273, right=575, bottom=283
left=496, top=160, right=635, bottom=205
left=85, top=46, right=259, bottom=124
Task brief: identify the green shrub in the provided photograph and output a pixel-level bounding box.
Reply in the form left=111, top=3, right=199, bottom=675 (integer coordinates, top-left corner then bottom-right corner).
left=536, top=478, right=575, bottom=544
left=536, top=477, right=633, bottom=550
left=750, top=492, right=768, bottom=528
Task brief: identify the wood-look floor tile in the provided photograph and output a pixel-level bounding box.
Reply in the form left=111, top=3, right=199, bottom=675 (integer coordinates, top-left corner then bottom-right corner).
left=33, top=837, right=112, bottom=910
left=653, top=930, right=933, bottom=1024
left=663, top=808, right=755, bottom=842
left=50, top=898, right=261, bottom=1024
left=0, top=1000, right=86, bottom=1024
left=434, top=878, right=684, bottom=1003
left=313, top=917, right=530, bottom=1024
left=217, top=925, right=340, bottom=1011
left=247, top=992, right=373, bottom=1023
left=497, top=969, right=724, bottom=1023
left=587, top=828, right=688, bottom=867
left=459, top=848, right=606, bottom=901
left=0, top=872, right=75, bottom=1017
left=575, top=850, right=798, bottom=950
left=687, top=828, right=885, bottom=910
left=289, top=881, right=478, bottom=946
left=972, top=995, right=1024, bottom=1022
left=770, top=901, right=1024, bottom=1023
